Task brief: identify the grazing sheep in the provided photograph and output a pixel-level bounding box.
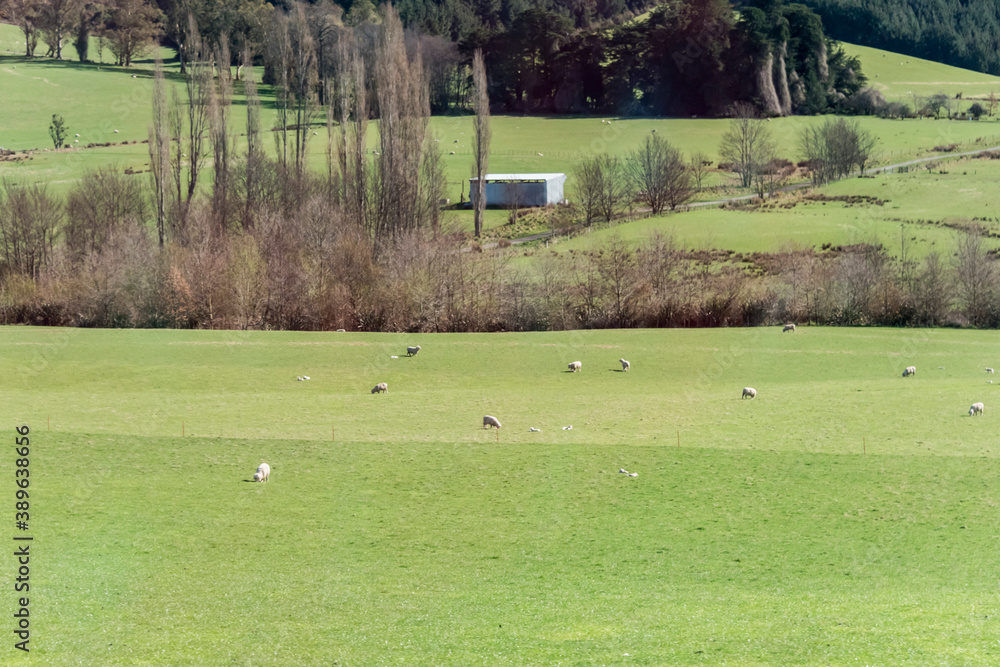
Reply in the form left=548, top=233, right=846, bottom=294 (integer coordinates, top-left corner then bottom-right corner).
left=902, top=366, right=916, bottom=377
left=970, top=402, right=985, bottom=416
left=619, top=468, right=628, bottom=473
left=253, top=462, right=270, bottom=482
left=987, top=368, right=995, bottom=374
left=742, top=387, right=757, bottom=399
left=627, top=472, right=638, bottom=477
left=529, top=427, right=541, bottom=432
left=568, top=361, right=582, bottom=372
left=407, top=345, right=421, bottom=357
left=782, top=323, right=796, bottom=332
left=483, top=415, right=501, bottom=430
left=562, top=425, right=573, bottom=430
left=620, top=358, right=630, bottom=371
left=371, top=382, right=388, bottom=394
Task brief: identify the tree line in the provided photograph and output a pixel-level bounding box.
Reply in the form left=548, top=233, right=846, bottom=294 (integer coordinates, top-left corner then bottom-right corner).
left=3, top=0, right=867, bottom=117
left=802, top=0, right=1000, bottom=76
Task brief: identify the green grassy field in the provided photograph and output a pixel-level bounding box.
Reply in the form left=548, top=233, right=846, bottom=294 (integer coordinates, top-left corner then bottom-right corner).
left=841, top=42, right=1000, bottom=101
left=3, top=325, right=1000, bottom=664
left=543, top=154, right=1000, bottom=257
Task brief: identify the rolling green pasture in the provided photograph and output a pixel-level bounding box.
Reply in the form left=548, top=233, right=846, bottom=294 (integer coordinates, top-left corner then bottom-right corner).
left=3, top=325, right=1000, bottom=664
left=842, top=42, right=1000, bottom=101
left=546, top=154, right=1000, bottom=257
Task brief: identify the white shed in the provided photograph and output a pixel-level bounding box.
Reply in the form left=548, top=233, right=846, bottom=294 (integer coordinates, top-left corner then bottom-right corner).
left=469, top=173, right=567, bottom=207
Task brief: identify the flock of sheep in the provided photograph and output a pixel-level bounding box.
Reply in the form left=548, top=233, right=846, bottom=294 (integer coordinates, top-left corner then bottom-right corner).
left=257, top=325, right=997, bottom=483
left=766, top=325, right=990, bottom=418
left=368, top=347, right=633, bottom=435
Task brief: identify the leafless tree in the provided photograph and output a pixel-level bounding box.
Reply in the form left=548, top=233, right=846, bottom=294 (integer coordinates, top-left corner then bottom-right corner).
left=148, top=59, right=171, bottom=247
left=289, top=4, right=319, bottom=178
left=182, top=16, right=211, bottom=214
left=800, top=118, right=879, bottom=186
left=719, top=102, right=774, bottom=190
left=471, top=48, right=490, bottom=238
left=419, top=132, right=446, bottom=235
left=689, top=152, right=709, bottom=192
left=593, top=233, right=643, bottom=327
left=240, top=42, right=263, bottom=231
left=210, top=35, right=233, bottom=229
left=502, top=180, right=523, bottom=225
left=953, top=230, right=996, bottom=327
left=65, top=167, right=148, bottom=260
left=913, top=252, right=953, bottom=326
left=574, top=157, right=603, bottom=226
left=0, top=180, right=60, bottom=279
left=625, top=135, right=692, bottom=214
left=372, top=5, right=428, bottom=246
left=575, top=154, right=627, bottom=226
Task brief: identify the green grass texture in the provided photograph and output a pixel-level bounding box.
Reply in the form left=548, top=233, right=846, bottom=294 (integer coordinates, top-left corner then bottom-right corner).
left=2, top=325, right=1000, bottom=663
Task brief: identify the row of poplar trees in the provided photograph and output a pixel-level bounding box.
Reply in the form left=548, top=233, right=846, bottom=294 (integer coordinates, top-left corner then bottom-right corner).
left=147, top=3, right=472, bottom=256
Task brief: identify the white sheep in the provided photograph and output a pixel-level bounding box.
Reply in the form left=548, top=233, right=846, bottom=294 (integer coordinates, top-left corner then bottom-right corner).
left=987, top=368, right=995, bottom=374
left=483, top=415, right=501, bottom=430
left=627, top=472, right=638, bottom=477
left=970, top=402, right=985, bottom=416
left=742, top=387, right=757, bottom=399
left=371, top=382, right=388, bottom=394
left=407, top=345, right=421, bottom=357
left=902, top=366, right=916, bottom=377
left=619, top=468, right=628, bottom=473
left=568, top=361, right=582, bottom=372
left=620, top=358, right=630, bottom=371
left=782, top=323, right=796, bottom=332
left=253, top=462, right=270, bottom=482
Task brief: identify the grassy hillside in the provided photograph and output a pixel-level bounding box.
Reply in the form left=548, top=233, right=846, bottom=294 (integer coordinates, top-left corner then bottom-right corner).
left=3, top=325, right=1000, bottom=663
left=841, top=42, right=1000, bottom=100
left=543, top=153, right=1000, bottom=258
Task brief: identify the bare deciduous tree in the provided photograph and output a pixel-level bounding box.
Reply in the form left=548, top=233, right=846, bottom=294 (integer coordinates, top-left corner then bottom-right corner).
left=65, top=167, right=147, bottom=259
left=372, top=5, right=429, bottom=246
left=954, top=230, right=996, bottom=327
left=472, top=48, right=490, bottom=238
left=625, top=135, right=692, bottom=214
left=210, top=35, right=233, bottom=230
left=148, top=59, right=170, bottom=247
left=0, top=180, right=60, bottom=279
left=719, top=102, right=774, bottom=190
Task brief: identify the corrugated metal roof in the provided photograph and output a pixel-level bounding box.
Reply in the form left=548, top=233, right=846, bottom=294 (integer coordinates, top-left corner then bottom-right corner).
left=469, top=173, right=566, bottom=182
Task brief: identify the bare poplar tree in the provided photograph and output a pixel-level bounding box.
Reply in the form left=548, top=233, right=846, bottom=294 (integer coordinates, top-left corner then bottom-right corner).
left=184, top=16, right=211, bottom=211
left=269, top=14, right=292, bottom=171
left=168, top=86, right=184, bottom=226
left=148, top=59, right=171, bottom=247
left=290, top=4, right=319, bottom=178
left=241, top=41, right=263, bottom=230
left=210, top=35, right=233, bottom=230
left=372, top=5, right=428, bottom=246
left=471, top=48, right=490, bottom=238
left=348, top=39, right=369, bottom=232
left=420, top=132, right=446, bottom=235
